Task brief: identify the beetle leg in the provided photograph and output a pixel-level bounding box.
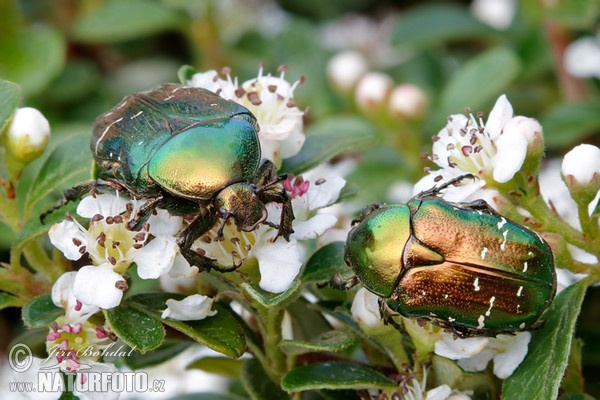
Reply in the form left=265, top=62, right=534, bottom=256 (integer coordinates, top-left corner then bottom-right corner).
left=256, top=184, right=294, bottom=241
left=126, top=195, right=164, bottom=231
left=40, top=180, right=100, bottom=223
left=378, top=298, right=402, bottom=330
left=177, top=209, right=240, bottom=273
left=253, top=159, right=279, bottom=184
left=320, top=273, right=359, bottom=290
left=417, top=173, right=478, bottom=199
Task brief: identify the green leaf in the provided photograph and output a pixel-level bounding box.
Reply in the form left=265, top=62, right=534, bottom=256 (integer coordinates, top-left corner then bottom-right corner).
left=242, top=358, right=289, bottom=400
left=25, top=132, right=92, bottom=217
left=544, top=0, right=600, bottom=28
left=123, top=341, right=191, bottom=369
left=431, top=356, right=497, bottom=398
left=0, top=291, right=21, bottom=310
left=502, top=279, right=588, bottom=400
left=281, top=362, right=397, bottom=392
left=280, top=330, right=356, bottom=356
left=540, top=101, right=600, bottom=150
left=71, top=0, right=183, bottom=43
left=0, top=79, right=21, bottom=135
left=0, top=26, right=65, bottom=96
left=302, top=241, right=347, bottom=284
left=105, top=305, right=166, bottom=352
left=127, top=293, right=246, bottom=358
left=439, top=47, right=521, bottom=118
left=188, top=356, right=245, bottom=378
left=281, top=116, right=375, bottom=175
left=22, top=294, right=64, bottom=327
left=178, top=65, right=198, bottom=84
left=391, top=3, right=495, bottom=47
left=240, top=280, right=302, bottom=309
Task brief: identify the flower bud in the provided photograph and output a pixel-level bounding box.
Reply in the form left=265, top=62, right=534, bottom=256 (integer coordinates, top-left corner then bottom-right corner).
left=327, top=50, right=369, bottom=94
left=354, top=72, right=393, bottom=114
left=351, top=287, right=382, bottom=328
left=561, top=144, right=600, bottom=205
left=387, top=83, right=427, bottom=120
left=5, top=107, right=50, bottom=163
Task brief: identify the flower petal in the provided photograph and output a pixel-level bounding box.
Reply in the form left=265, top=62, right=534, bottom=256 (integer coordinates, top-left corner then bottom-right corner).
left=492, top=128, right=528, bottom=183
left=73, top=265, right=124, bottom=309
left=492, top=331, right=531, bottom=379
left=77, top=193, right=128, bottom=218
left=52, top=272, right=98, bottom=319
left=485, top=94, right=513, bottom=138
left=161, top=295, right=216, bottom=321
left=48, top=221, right=86, bottom=261
left=434, top=335, right=489, bottom=359
left=351, top=288, right=382, bottom=327
left=292, top=214, right=337, bottom=240
left=133, top=237, right=178, bottom=279
left=254, top=238, right=302, bottom=293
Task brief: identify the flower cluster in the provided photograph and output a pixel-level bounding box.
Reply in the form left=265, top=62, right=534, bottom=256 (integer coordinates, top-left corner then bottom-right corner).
left=49, top=192, right=196, bottom=309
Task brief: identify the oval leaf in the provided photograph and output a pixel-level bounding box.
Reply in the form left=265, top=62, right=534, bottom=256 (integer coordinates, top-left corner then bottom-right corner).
left=502, top=279, right=588, bottom=399
left=281, top=116, right=375, bottom=175
left=540, top=101, right=600, bottom=150
left=282, top=362, right=397, bottom=392
left=105, top=305, right=165, bottom=352
left=25, top=132, right=92, bottom=216
left=302, top=241, right=347, bottom=284
left=127, top=293, right=246, bottom=358
left=439, top=47, right=521, bottom=118
left=392, top=3, right=495, bottom=47
left=22, top=294, right=64, bottom=327
left=71, top=0, right=183, bottom=43
left=0, top=79, right=21, bottom=133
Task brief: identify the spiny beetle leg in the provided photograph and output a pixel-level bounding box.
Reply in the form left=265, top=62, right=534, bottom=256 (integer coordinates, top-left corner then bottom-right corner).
left=378, top=298, right=402, bottom=331
left=41, top=180, right=97, bottom=223
left=319, top=274, right=359, bottom=290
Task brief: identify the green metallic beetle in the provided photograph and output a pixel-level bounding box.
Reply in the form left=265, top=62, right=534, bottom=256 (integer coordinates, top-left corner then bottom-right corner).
left=343, top=176, right=556, bottom=337
left=45, top=84, right=293, bottom=272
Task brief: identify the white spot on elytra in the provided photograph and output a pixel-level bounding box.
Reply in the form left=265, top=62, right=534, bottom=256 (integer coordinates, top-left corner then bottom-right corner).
left=528, top=251, right=534, bottom=256
left=517, top=286, right=523, bottom=297
left=523, top=261, right=528, bottom=272
left=477, top=315, right=485, bottom=329
left=422, top=290, right=427, bottom=296
left=519, top=322, right=525, bottom=329
left=497, top=217, right=507, bottom=229
left=130, top=111, right=143, bottom=119
left=516, top=304, right=521, bottom=314
left=473, top=277, right=481, bottom=291
left=500, top=230, right=508, bottom=251
left=444, top=294, right=449, bottom=299
left=448, top=316, right=455, bottom=322
left=480, top=247, right=488, bottom=260
left=485, top=296, right=496, bottom=316
left=477, top=210, right=483, bottom=215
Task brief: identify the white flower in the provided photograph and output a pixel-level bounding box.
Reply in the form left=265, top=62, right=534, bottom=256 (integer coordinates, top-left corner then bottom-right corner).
left=564, top=37, right=600, bottom=78
left=48, top=192, right=194, bottom=308
left=416, top=95, right=544, bottom=201
left=327, top=50, right=369, bottom=92
left=471, top=0, right=516, bottom=30
left=193, top=169, right=345, bottom=293
left=188, top=67, right=305, bottom=166
left=161, top=294, right=217, bottom=321
left=5, top=107, right=50, bottom=162
left=351, top=288, right=382, bottom=327
left=43, top=272, right=116, bottom=381
left=434, top=331, right=531, bottom=379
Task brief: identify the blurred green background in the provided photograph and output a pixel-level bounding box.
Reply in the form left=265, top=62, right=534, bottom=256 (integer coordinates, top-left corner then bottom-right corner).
left=1, top=0, right=600, bottom=395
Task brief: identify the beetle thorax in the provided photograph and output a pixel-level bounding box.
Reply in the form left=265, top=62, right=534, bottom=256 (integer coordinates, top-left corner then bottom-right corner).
left=215, top=183, right=268, bottom=232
